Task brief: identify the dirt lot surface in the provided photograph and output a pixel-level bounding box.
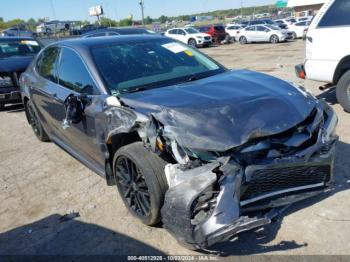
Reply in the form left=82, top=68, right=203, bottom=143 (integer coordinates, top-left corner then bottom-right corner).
left=1, top=40, right=350, bottom=256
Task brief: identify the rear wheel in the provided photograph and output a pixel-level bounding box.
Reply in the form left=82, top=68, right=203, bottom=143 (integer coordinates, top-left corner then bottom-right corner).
left=0, top=103, right=4, bottom=110
left=113, top=142, right=168, bottom=226
left=188, top=38, right=197, bottom=47
left=270, top=34, right=279, bottom=44
left=25, top=100, right=50, bottom=142
left=336, top=70, right=350, bottom=112
left=239, top=36, right=247, bottom=45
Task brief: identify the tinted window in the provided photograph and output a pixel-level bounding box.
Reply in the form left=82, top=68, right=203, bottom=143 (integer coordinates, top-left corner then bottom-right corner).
left=91, top=38, right=224, bottom=95
left=58, top=48, right=97, bottom=94
left=319, top=0, right=350, bottom=27
left=245, top=26, right=255, bottom=31
left=168, top=29, right=176, bottom=34
left=295, top=22, right=307, bottom=26
left=178, top=29, right=186, bottom=35
left=37, top=47, right=60, bottom=82
left=256, top=26, right=267, bottom=31
left=214, top=26, right=225, bottom=31
left=250, top=21, right=260, bottom=25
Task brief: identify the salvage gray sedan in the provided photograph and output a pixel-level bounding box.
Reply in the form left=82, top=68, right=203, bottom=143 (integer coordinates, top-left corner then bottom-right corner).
left=19, top=35, right=338, bottom=250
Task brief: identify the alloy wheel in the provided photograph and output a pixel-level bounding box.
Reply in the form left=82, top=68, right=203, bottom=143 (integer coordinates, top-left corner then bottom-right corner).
left=27, top=103, right=41, bottom=137
left=115, top=156, right=151, bottom=218
left=188, top=39, right=196, bottom=47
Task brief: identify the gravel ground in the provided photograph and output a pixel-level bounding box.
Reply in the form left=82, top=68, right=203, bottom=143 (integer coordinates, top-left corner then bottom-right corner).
left=0, top=39, right=349, bottom=256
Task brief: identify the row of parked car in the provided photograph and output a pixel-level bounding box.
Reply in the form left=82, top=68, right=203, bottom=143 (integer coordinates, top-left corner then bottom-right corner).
left=162, top=16, right=313, bottom=48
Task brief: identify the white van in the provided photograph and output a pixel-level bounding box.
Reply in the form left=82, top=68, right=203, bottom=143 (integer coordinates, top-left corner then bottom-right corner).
left=295, top=0, right=350, bottom=111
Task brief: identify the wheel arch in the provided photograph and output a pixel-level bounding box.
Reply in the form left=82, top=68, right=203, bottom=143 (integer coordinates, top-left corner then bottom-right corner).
left=105, top=131, right=142, bottom=186
left=333, top=55, right=350, bottom=84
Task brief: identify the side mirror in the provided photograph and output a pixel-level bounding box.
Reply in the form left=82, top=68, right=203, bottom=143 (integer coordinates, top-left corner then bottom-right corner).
left=61, top=94, right=85, bottom=129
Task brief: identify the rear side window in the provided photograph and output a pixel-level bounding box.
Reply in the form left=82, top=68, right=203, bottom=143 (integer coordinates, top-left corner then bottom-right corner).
left=58, top=48, right=98, bottom=94
left=318, top=0, right=350, bottom=27
left=36, top=47, right=60, bottom=82
left=214, top=26, right=224, bottom=31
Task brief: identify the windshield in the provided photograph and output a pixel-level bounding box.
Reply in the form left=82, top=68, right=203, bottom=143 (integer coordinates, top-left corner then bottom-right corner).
left=0, top=40, right=41, bottom=58
left=185, top=28, right=199, bottom=34
left=266, top=25, right=281, bottom=30
left=264, top=20, right=274, bottom=24
left=91, top=38, right=225, bottom=95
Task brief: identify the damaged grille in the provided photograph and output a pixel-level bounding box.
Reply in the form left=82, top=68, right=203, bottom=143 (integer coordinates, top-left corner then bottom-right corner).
left=241, top=165, right=330, bottom=201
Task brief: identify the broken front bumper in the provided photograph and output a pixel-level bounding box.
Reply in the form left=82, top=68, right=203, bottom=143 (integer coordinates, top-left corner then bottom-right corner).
left=161, top=103, right=338, bottom=249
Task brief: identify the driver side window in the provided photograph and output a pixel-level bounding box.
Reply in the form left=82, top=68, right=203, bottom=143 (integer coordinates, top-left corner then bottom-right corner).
left=58, top=48, right=99, bottom=95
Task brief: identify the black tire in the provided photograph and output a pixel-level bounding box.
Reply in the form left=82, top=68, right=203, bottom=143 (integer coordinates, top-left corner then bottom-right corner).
left=113, top=142, right=168, bottom=226
left=239, top=36, right=247, bottom=45
left=188, top=38, right=197, bottom=48
left=270, top=34, right=279, bottom=44
left=25, top=100, right=50, bottom=142
left=292, top=32, right=297, bottom=40
left=336, top=70, right=350, bottom=112
left=0, top=103, right=4, bottom=111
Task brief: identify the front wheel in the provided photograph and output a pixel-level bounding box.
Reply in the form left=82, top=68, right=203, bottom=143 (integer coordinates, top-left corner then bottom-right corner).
left=239, top=36, right=247, bottom=45
left=336, top=70, right=350, bottom=112
left=292, top=32, right=297, bottom=40
left=188, top=38, right=197, bottom=48
left=113, top=142, right=168, bottom=226
left=270, top=35, right=279, bottom=44
left=25, top=100, right=50, bottom=142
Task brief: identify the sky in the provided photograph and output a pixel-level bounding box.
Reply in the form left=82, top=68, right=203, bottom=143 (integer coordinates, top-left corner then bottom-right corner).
left=0, top=0, right=276, bottom=22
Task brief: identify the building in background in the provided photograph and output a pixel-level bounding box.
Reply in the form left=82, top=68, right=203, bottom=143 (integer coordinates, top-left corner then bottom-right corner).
left=287, top=0, right=327, bottom=17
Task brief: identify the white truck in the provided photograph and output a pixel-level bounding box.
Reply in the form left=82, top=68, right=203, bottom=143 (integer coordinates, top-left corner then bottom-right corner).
left=295, top=0, right=350, bottom=112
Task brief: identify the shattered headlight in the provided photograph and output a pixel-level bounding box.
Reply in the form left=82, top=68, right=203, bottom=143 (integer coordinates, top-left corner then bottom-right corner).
left=0, top=77, right=13, bottom=88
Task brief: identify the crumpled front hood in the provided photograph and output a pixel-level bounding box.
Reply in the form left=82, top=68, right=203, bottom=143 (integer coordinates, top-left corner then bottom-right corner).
left=0, top=56, right=34, bottom=73
left=121, top=70, right=317, bottom=152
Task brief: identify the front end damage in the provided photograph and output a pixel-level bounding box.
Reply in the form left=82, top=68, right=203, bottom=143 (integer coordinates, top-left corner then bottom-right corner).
left=97, top=71, right=338, bottom=250
left=160, top=100, right=338, bottom=249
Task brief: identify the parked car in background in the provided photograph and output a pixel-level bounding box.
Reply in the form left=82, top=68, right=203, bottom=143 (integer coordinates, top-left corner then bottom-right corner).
left=288, top=21, right=311, bottom=39
left=0, top=37, right=41, bottom=109
left=20, top=35, right=337, bottom=250
left=274, top=19, right=293, bottom=26
left=295, top=0, right=350, bottom=112
left=82, top=27, right=156, bottom=38
left=197, top=25, right=227, bottom=44
left=237, top=25, right=293, bottom=44
left=246, top=19, right=288, bottom=29
left=225, top=25, right=243, bottom=40
left=36, top=21, right=71, bottom=36
left=165, top=27, right=212, bottom=47
left=297, top=16, right=314, bottom=22
left=1, top=25, right=36, bottom=38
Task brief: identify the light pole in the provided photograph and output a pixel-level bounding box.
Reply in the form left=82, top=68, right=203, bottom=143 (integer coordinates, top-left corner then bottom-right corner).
left=139, top=0, right=145, bottom=26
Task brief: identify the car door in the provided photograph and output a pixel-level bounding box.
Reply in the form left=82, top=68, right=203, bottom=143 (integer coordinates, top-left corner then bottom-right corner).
left=53, top=47, right=105, bottom=168
left=166, top=29, right=180, bottom=41
left=177, top=29, right=188, bottom=44
left=256, top=26, right=270, bottom=42
left=244, top=26, right=256, bottom=41
left=30, top=46, right=63, bottom=137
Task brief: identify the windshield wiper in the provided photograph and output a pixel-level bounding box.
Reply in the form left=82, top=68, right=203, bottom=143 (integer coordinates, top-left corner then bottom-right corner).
left=121, top=86, right=148, bottom=94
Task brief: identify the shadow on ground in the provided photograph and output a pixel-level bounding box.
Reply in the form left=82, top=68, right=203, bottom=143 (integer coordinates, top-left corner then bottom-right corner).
left=211, top=141, right=350, bottom=255
left=0, top=214, right=165, bottom=256
left=317, top=86, right=338, bottom=105
left=0, top=103, right=24, bottom=113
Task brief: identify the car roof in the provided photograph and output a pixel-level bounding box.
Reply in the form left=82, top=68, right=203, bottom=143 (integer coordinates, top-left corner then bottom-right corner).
left=55, top=35, right=166, bottom=50
left=82, top=27, right=150, bottom=37
left=0, top=36, right=36, bottom=41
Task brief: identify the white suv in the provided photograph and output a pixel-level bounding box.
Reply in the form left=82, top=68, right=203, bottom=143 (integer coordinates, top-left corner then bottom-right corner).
left=165, top=28, right=212, bottom=47
left=295, top=0, right=350, bottom=111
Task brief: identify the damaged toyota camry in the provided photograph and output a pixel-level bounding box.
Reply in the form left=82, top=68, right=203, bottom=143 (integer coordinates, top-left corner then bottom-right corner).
left=20, top=35, right=338, bottom=250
